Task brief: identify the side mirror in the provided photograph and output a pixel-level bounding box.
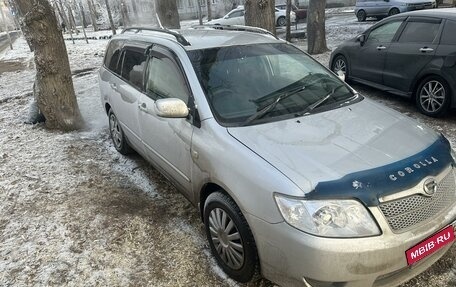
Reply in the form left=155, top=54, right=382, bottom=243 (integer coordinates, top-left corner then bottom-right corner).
left=154, top=98, right=189, bottom=118
left=356, top=34, right=366, bottom=45
left=337, top=71, right=346, bottom=82
left=223, top=15, right=228, bottom=19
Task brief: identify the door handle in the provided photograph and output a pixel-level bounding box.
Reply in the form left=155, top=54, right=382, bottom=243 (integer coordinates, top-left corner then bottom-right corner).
left=419, top=47, right=434, bottom=53
left=110, top=83, right=118, bottom=91
left=376, top=46, right=386, bottom=51
left=138, top=102, right=147, bottom=112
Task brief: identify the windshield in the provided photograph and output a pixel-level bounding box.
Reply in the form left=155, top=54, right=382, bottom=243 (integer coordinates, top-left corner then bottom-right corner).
left=188, top=43, right=358, bottom=126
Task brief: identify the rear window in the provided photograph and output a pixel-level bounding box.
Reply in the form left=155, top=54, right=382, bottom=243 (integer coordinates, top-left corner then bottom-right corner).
left=120, top=48, right=147, bottom=90
left=441, top=20, right=456, bottom=45
left=104, top=40, right=123, bottom=73
left=399, top=21, right=440, bottom=43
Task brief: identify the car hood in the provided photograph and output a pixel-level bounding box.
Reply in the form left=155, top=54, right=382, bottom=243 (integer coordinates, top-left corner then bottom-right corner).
left=227, top=99, right=447, bottom=200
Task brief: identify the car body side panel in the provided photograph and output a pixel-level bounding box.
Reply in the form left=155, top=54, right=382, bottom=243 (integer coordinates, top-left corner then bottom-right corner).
left=383, top=42, right=438, bottom=92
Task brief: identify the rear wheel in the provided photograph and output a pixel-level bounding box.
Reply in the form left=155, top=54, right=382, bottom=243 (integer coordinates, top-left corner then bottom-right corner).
left=357, top=10, right=367, bottom=22
left=108, top=110, right=132, bottom=154
left=388, top=8, right=400, bottom=16
left=415, top=76, right=451, bottom=117
left=277, top=16, right=286, bottom=26
left=204, top=192, right=259, bottom=283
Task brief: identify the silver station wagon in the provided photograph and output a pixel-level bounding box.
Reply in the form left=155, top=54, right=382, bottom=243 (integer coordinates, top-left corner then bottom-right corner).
left=99, top=26, right=456, bottom=287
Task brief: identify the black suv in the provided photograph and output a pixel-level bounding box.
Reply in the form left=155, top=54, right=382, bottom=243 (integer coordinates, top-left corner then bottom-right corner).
left=330, top=9, right=456, bottom=117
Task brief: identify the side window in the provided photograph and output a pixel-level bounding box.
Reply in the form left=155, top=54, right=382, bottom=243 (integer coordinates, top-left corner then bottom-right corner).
left=398, top=21, right=441, bottom=43
left=441, top=20, right=456, bottom=45
left=368, top=21, right=402, bottom=43
left=228, top=10, right=244, bottom=18
left=104, top=40, right=123, bottom=74
left=146, top=53, right=190, bottom=103
left=120, top=48, right=147, bottom=89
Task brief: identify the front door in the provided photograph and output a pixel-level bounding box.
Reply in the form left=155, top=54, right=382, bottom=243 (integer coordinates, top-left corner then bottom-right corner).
left=138, top=45, right=194, bottom=195
left=350, top=19, right=404, bottom=85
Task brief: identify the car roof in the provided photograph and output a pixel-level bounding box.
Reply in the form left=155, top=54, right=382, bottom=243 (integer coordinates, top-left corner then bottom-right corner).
left=395, top=8, right=456, bottom=20
left=117, top=28, right=283, bottom=51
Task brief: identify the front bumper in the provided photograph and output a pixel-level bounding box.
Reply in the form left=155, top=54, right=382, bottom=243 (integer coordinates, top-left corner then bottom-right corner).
left=247, top=206, right=456, bottom=287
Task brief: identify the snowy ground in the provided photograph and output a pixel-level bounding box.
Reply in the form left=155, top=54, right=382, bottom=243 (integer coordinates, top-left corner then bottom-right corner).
left=0, top=20, right=455, bottom=287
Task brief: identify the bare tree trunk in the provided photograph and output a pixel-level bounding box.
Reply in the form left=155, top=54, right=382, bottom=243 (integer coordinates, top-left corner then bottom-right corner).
left=104, top=0, right=116, bottom=35
left=14, top=0, right=83, bottom=131
left=67, top=2, right=79, bottom=34
left=87, top=0, right=98, bottom=31
left=206, top=0, right=212, bottom=21
left=78, top=0, right=88, bottom=28
left=0, top=2, right=13, bottom=50
left=286, top=0, right=291, bottom=41
left=77, top=0, right=88, bottom=43
left=197, top=0, right=203, bottom=25
left=57, top=0, right=70, bottom=29
left=244, top=0, right=275, bottom=35
left=155, top=0, right=180, bottom=29
left=130, top=0, right=139, bottom=19
left=307, top=0, right=329, bottom=54
left=119, top=0, right=129, bottom=27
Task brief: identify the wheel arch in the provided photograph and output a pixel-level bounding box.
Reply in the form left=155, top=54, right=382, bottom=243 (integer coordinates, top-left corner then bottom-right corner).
left=105, top=103, right=112, bottom=115
left=199, top=182, right=240, bottom=222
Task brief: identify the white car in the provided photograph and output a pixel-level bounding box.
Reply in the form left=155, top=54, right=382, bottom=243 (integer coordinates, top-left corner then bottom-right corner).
left=207, top=6, right=296, bottom=26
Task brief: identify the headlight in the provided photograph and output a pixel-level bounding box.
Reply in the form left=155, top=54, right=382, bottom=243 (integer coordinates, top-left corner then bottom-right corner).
left=274, top=194, right=381, bottom=238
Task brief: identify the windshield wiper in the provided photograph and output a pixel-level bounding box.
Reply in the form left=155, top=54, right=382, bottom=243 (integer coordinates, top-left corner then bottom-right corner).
left=242, top=85, right=306, bottom=126
left=296, top=84, right=345, bottom=117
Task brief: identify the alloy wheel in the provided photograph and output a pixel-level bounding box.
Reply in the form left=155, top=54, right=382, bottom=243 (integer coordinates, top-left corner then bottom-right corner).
left=419, top=80, right=446, bottom=113
left=333, top=58, right=347, bottom=75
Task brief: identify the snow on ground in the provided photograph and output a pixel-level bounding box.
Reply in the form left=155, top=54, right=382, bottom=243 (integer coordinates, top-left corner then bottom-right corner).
left=0, top=23, right=455, bottom=287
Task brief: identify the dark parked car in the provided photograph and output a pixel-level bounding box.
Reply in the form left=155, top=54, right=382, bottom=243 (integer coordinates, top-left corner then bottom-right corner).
left=330, top=9, right=456, bottom=117
left=275, top=4, right=307, bottom=21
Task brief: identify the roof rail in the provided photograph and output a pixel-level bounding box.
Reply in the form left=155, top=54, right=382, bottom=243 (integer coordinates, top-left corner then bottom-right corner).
left=121, top=27, right=191, bottom=46
left=191, top=24, right=279, bottom=40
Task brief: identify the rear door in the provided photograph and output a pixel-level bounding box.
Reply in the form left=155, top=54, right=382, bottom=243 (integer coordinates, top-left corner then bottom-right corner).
left=383, top=17, right=442, bottom=92
left=138, top=45, right=194, bottom=195
left=109, top=44, right=148, bottom=151
left=350, top=19, right=404, bottom=84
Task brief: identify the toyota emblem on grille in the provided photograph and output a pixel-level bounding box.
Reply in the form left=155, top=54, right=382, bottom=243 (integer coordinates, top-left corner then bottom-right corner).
left=423, top=178, right=438, bottom=196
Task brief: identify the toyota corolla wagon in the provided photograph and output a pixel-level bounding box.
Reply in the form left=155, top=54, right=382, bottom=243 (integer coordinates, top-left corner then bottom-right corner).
left=99, top=25, right=456, bottom=287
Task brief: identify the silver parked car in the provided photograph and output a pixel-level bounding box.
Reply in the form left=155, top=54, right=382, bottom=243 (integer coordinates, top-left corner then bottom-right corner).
left=207, top=5, right=296, bottom=26
left=99, top=26, right=456, bottom=287
left=355, top=0, right=436, bottom=21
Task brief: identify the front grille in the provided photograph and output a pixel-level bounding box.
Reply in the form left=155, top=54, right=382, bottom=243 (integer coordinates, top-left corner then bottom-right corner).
left=379, top=170, right=456, bottom=232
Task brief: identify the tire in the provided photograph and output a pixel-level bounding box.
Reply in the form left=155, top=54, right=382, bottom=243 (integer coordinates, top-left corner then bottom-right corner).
left=415, top=76, right=451, bottom=117
left=388, top=8, right=400, bottom=16
left=357, top=10, right=367, bottom=22
left=108, top=109, right=132, bottom=154
left=331, top=55, right=349, bottom=81
left=204, top=192, right=260, bottom=283
left=277, top=16, right=286, bottom=27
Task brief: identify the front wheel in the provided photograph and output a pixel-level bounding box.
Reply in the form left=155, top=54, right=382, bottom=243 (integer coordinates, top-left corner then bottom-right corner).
left=277, top=16, right=286, bottom=27
left=331, top=55, right=349, bottom=80
left=204, top=192, right=259, bottom=283
left=357, top=10, right=367, bottom=22
left=415, top=76, right=451, bottom=117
